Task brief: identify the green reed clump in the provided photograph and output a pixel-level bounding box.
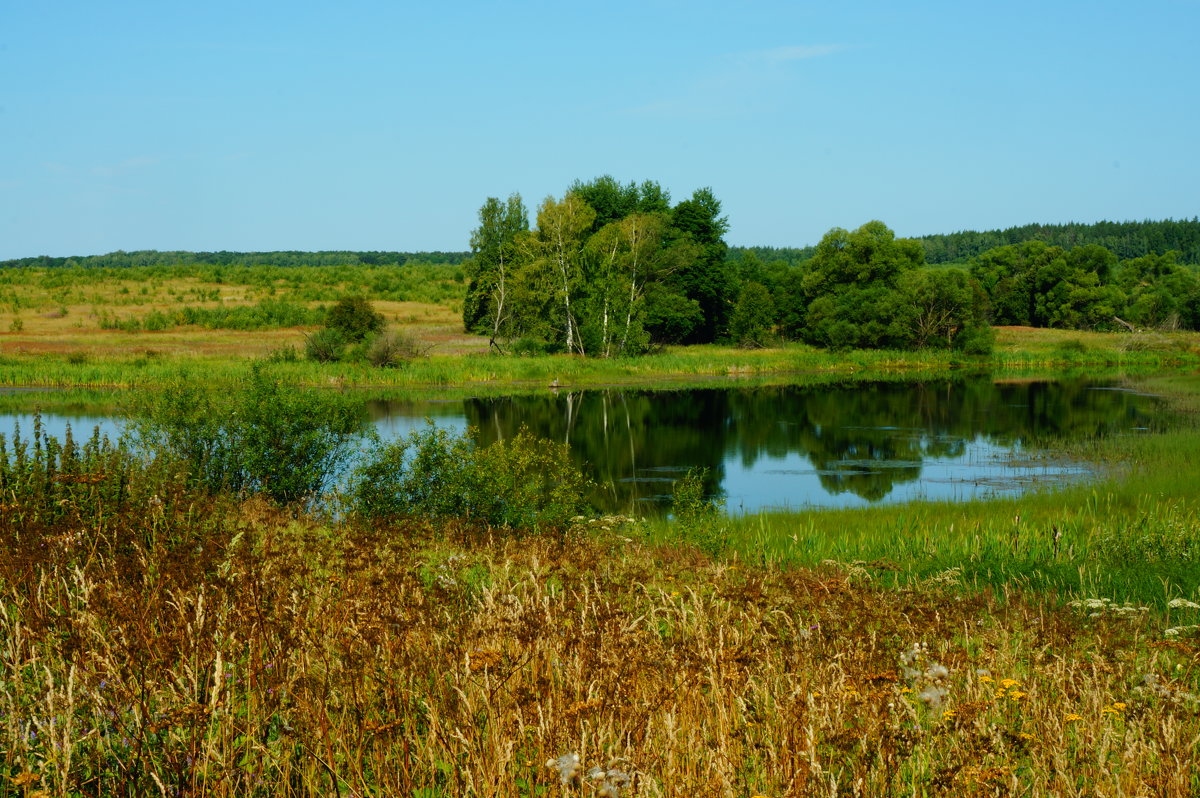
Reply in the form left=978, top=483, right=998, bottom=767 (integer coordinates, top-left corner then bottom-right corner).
left=0, top=414, right=139, bottom=524
left=670, top=467, right=728, bottom=555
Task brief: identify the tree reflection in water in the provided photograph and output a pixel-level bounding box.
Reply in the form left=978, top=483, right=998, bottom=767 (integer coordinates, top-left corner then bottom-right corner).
left=368, top=377, right=1160, bottom=514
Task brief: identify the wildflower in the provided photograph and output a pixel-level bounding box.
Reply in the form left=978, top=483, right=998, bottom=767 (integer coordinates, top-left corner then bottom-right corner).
left=924, top=663, right=950, bottom=682
left=1165, top=625, right=1200, bottom=637
left=918, top=685, right=948, bottom=710
left=942, top=709, right=956, bottom=720
left=1112, top=702, right=1127, bottom=711
left=1008, top=691, right=1026, bottom=701
left=588, top=764, right=631, bottom=798
left=9, top=772, right=40, bottom=787
left=1168, top=598, right=1200, bottom=610
left=547, top=753, right=581, bottom=786
left=899, top=687, right=914, bottom=695
left=1000, top=678, right=1020, bottom=689
left=978, top=675, right=994, bottom=684
left=1018, top=732, right=1034, bottom=740
left=1064, top=713, right=1083, bottom=722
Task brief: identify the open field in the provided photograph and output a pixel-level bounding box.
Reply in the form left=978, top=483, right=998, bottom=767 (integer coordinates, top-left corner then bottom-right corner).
left=3, top=261, right=1200, bottom=393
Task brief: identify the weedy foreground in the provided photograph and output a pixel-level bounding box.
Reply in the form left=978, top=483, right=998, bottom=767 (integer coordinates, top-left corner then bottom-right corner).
left=1, top=499, right=1198, bottom=796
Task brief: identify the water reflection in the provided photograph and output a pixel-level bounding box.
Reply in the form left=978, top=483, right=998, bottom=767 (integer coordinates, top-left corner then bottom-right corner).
left=442, top=378, right=1158, bottom=513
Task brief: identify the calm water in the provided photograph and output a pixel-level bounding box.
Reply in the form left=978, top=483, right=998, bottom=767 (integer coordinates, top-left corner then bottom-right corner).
left=4, top=377, right=1161, bottom=514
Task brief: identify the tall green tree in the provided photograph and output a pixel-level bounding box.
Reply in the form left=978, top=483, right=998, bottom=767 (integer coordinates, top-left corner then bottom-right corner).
left=728, top=281, right=776, bottom=348
left=668, top=187, right=732, bottom=343
left=533, top=193, right=596, bottom=355
left=895, top=268, right=990, bottom=348
left=796, top=221, right=925, bottom=349
left=584, top=212, right=674, bottom=356
left=463, top=194, right=529, bottom=350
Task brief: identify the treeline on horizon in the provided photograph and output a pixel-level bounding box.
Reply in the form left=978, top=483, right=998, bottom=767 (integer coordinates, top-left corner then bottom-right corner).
left=0, top=249, right=470, bottom=269
left=4, top=218, right=1198, bottom=272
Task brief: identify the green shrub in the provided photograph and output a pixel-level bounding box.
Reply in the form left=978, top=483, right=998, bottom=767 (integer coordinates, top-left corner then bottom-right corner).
left=304, top=327, right=347, bottom=362
left=366, top=329, right=428, bottom=368
left=132, top=367, right=368, bottom=505
left=349, top=424, right=591, bottom=531
left=325, top=296, right=384, bottom=342
left=956, top=324, right=995, bottom=355
left=671, top=467, right=727, bottom=554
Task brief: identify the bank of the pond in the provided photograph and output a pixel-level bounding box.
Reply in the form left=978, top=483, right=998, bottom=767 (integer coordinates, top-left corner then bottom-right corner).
left=2, top=326, right=1199, bottom=391
left=647, top=373, right=1200, bottom=611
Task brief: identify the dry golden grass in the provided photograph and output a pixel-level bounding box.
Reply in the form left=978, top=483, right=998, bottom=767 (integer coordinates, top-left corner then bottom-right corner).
left=2, top=501, right=1197, bottom=797
left=0, top=264, right=490, bottom=360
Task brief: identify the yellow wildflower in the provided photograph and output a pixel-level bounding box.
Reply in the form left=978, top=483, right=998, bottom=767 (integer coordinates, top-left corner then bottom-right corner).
left=1112, top=702, right=1127, bottom=711
left=942, top=709, right=956, bottom=719
left=978, top=675, right=995, bottom=684
left=899, top=687, right=914, bottom=694
left=1000, top=678, right=1020, bottom=689
left=1064, top=713, right=1083, bottom=722
left=1019, top=732, right=1034, bottom=740
left=1008, top=691, right=1026, bottom=701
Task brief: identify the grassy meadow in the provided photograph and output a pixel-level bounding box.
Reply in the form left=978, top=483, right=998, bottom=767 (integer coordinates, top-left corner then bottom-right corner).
left=3, top=260, right=1200, bottom=393
left=2, top=262, right=1200, bottom=795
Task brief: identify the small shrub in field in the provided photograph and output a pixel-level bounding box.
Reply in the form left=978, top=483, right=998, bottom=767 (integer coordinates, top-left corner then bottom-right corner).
left=265, top=344, right=299, bottom=363
left=304, top=327, right=347, bottom=362
left=365, top=329, right=428, bottom=368
left=325, top=296, right=384, bottom=342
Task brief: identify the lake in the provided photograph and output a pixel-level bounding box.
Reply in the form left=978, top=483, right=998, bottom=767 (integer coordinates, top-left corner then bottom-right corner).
left=2, top=377, right=1160, bottom=514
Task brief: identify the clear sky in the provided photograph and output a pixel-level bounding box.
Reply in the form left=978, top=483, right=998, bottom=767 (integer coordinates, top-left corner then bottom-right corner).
left=2, top=0, right=1198, bottom=259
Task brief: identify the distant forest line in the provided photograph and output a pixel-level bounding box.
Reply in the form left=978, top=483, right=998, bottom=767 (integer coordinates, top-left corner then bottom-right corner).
left=733, top=217, right=1200, bottom=268
left=0, top=250, right=471, bottom=269
left=4, top=218, right=1198, bottom=271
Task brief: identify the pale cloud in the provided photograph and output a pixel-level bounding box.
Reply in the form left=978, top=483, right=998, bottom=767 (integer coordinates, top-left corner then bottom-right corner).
left=749, top=44, right=846, bottom=63
left=622, top=44, right=847, bottom=119
left=90, top=156, right=161, bottom=179
left=40, top=157, right=162, bottom=179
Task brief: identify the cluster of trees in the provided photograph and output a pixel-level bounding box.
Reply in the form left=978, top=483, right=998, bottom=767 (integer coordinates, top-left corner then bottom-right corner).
left=462, top=180, right=1004, bottom=354
left=969, top=242, right=1200, bottom=331
left=769, top=221, right=992, bottom=352
left=462, top=177, right=734, bottom=355
left=745, top=229, right=1200, bottom=342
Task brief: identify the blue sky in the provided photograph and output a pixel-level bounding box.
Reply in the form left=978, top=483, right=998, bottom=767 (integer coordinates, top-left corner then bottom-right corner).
left=2, top=0, right=1198, bottom=259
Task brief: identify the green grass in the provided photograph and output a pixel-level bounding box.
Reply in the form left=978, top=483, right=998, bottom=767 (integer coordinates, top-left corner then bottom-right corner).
left=3, top=331, right=1198, bottom=392
left=639, top=374, right=1200, bottom=612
